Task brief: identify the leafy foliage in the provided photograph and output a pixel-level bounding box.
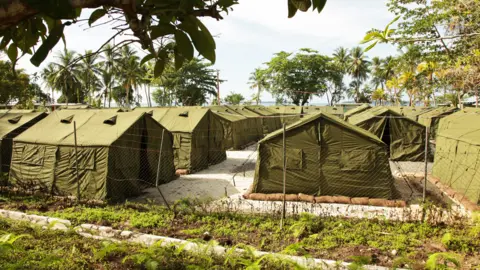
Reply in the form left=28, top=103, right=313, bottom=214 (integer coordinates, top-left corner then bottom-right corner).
left=224, top=92, right=245, bottom=105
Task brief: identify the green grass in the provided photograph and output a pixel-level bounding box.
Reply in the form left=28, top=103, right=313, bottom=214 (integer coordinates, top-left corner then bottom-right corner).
left=0, top=191, right=479, bottom=268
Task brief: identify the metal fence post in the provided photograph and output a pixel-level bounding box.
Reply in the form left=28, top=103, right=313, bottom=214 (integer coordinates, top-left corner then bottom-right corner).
left=155, top=129, right=171, bottom=210
left=73, top=121, right=80, bottom=202
left=281, top=123, right=287, bottom=230
left=423, top=126, right=430, bottom=202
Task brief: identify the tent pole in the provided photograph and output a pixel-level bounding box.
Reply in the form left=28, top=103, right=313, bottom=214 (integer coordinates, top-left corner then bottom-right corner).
left=423, top=127, right=430, bottom=202
left=281, top=123, right=286, bottom=230
left=155, top=129, right=171, bottom=210
left=73, top=121, right=80, bottom=202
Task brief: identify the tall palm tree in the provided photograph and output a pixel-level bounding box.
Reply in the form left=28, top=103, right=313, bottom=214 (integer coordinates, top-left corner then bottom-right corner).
left=117, top=46, right=141, bottom=108
left=348, top=46, right=370, bottom=102
left=370, top=57, right=384, bottom=89
left=386, top=76, right=401, bottom=105
left=40, top=63, right=56, bottom=104
left=51, top=49, right=81, bottom=105
left=79, top=50, right=100, bottom=105
left=332, top=47, right=350, bottom=73
left=248, top=68, right=268, bottom=105
left=99, top=71, right=114, bottom=108
left=100, top=44, right=121, bottom=107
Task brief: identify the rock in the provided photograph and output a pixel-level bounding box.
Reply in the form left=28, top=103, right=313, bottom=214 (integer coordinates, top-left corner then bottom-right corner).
left=391, top=249, right=397, bottom=256
left=120, top=230, right=134, bottom=238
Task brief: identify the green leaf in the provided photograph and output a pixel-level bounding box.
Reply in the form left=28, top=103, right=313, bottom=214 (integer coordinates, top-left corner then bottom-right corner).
left=195, top=18, right=216, bottom=50
left=174, top=30, right=194, bottom=60
left=312, top=0, right=327, bottom=13
left=150, top=23, right=176, bottom=39
left=89, top=9, right=107, bottom=27
left=154, top=58, right=166, bottom=77
left=385, top=15, right=401, bottom=30
left=7, top=44, right=17, bottom=62
left=30, top=23, right=65, bottom=67
left=0, top=34, right=11, bottom=50
left=288, top=0, right=298, bottom=18
left=363, top=41, right=378, bottom=52
left=141, top=54, right=155, bottom=66
left=180, top=17, right=216, bottom=63
left=174, top=49, right=186, bottom=70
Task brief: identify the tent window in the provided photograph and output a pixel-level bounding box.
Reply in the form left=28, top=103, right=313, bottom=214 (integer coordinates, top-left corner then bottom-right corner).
left=179, top=111, right=189, bottom=117
left=61, top=115, right=74, bottom=124
left=69, top=148, right=96, bottom=170
left=103, top=115, right=117, bottom=125
left=21, top=144, right=46, bottom=166
left=8, top=115, right=22, bottom=124
left=340, top=149, right=375, bottom=172
left=268, top=147, right=303, bottom=170
left=146, top=110, right=153, bottom=116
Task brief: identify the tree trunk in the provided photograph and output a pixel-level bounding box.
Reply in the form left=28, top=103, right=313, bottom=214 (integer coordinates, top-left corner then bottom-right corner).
left=108, top=87, right=112, bottom=108
left=143, top=84, right=149, bottom=107
left=256, top=85, right=261, bottom=105
left=476, top=87, right=478, bottom=108
left=126, top=85, right=130, bottom=108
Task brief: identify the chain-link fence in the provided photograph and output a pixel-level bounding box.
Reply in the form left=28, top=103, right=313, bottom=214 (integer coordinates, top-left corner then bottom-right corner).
left=0, top=110, right=477, bottom=213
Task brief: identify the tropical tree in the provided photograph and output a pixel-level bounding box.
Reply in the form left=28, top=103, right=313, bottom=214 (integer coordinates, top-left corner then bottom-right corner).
left=116, top=46, right=141, bottom=108
left=0, top=61, right=30, bottom=105
left=224, top=92, right=245, bottom=105
left=79, top=50, right=100, bottom=104
left=40, top=63, right=57, bottom=103
left=50, top=49, right=82, bottom=105
left=99, top=71, right=115, bottom=108
left=100, top=44, right=121, bottom=107
left=371, top=88, right=387, bottom=105
left=332, top=47, right=351, bottom=73
left=248, top=68, right=269, bottom=105
left=348, top=47, right=370, bottom=102
left=386, top=76, right=401, bottom=105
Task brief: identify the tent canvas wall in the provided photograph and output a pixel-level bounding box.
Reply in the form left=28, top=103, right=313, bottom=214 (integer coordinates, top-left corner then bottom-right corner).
left=344, top=104, right=371, bottom=121
left=9, top=110, right=175, bottom=201
left=226, top=106, right=264, bottom=140
left=137, top=107, right=226, bottom=171
left=244, top=106, right=282, bottom=135
left=417, top=107, right=457, bottom=140
left=432, top=111, right=480, bottom=204
left=252, top=113, right=394, bottom=198
left=208, top=106, right=251, bottom=150
left=348, top=107, right=427, bottom=161
left=268, top=106, right=303, bottom=125
left=0, top=110, right=47, bottom=173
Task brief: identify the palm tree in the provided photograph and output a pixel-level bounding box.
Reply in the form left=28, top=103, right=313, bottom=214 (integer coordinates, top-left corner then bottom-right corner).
left=100, top=44, right=120, bottom=107
left=248, top=68, right=268, bottom=105
left=348, top=46, right=370, bottom=102
left=370, top=57, right=384, bottom=90
left=99, top=71, right=114, bottom=107
left=386, top=76, right=401, bottom=106
left=79, top=50, right=100, bottom=105
left=51, top=49, right=81, bottom=105
left=332, top=47, right=350, bottom=73
left=117, top=46, right=141, bottom=108
left=40, top=63, right=56, bottom=104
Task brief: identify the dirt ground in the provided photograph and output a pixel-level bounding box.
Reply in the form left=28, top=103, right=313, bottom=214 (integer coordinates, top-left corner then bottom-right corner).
left=134, top=145, right=452, bottom=207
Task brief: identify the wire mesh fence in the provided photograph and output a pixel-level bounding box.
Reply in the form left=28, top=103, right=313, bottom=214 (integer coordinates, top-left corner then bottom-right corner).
left=0, top=111, right=478, bottom=212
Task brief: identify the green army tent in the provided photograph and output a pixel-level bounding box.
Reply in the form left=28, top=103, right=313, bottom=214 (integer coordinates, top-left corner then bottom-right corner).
left=136, top=107, right=225, bottom=171
left=303, top=106, right=344, bottom=118
left=386, top=106, right=433, bottom=121
left=226, top=106, right=264, bottom=140
left=0, top=110, right=47, bottom=173
left=244, top=106, right=282, bottom=135
left=268, top=106, right=303, bottom=125
left=432, top=111, right=480, bottom=204
left=9, top=110, right=175, bottom=201
left=252, top=112, right=394, bottom=198
left=348, top=107, right=427, bottom=161
left=344, top=104, right=371, bottom=121
left=417, top=107, right=457, bottom=140
left=207, top=106, right=251, bottom=150
left=339, top=103, right=366, bottom=113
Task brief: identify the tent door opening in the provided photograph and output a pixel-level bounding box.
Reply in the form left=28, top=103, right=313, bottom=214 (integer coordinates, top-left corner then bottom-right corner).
left=381, top=117, right=391, bottom=157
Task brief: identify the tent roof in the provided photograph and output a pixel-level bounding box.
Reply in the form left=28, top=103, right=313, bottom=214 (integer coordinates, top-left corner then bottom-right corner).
left=386, top=106, right=433, bottom=119
left=348, top=107, right=392, bottom=125
left=207, top=106, right=247, bottom=122
left=268, top=106, right=303, bottom=115
left=417, top=107, right=457, bottom=124
left=227, top=105, right=262, bottom=118
left=437, top=111, right=480, bottom=146
left=15, top=110, right=149, bottom=146
left=260, top=112, right=384, bottom=145
left=344, top=104, right=371, bottom=118
left=136, top=107, right=209, bottom=133
left=244, top=106, right=277, bottom=116
left=0, top=111, right=46, bottom=138
left=303, top=106, right=343, bottom=115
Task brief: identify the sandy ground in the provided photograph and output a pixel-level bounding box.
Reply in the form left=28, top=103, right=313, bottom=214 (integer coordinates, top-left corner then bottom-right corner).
left=134, top=145, right=448, bottom=206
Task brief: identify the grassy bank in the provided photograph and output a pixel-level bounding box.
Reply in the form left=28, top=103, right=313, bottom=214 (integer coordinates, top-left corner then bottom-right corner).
left=0, top=191, right=479, bottom=269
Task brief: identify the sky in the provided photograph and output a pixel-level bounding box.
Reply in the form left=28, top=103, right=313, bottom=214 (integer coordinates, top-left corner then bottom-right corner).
left=16, top=0, right=399, bottom=104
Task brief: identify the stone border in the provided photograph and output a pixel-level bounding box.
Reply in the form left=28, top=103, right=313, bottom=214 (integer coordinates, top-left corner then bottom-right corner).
left=426, top=175, right=480, bottom=212
left=205, top=195, right=469, bottom=224
left=0, top=209, right=395, bottom=270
